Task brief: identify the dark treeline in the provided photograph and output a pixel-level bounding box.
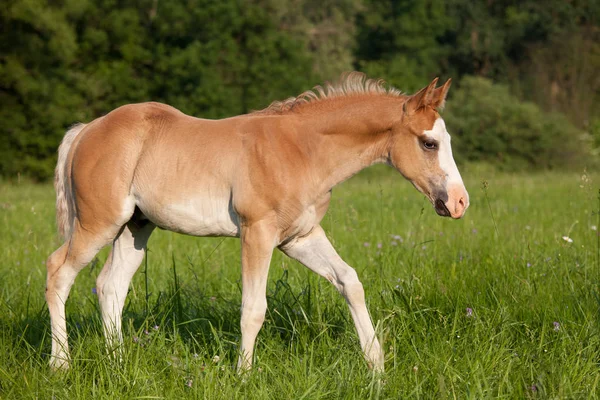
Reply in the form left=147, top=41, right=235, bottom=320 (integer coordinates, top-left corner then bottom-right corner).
left=1, top=0, right=599, bottom=180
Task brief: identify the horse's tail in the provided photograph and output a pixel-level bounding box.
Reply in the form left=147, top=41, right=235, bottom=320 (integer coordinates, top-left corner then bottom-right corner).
left=55, top=123, right=87, bottom=240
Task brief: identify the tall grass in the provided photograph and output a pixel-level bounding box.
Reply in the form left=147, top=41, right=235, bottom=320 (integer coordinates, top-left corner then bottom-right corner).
left=1, top=165, right=599, bottom=398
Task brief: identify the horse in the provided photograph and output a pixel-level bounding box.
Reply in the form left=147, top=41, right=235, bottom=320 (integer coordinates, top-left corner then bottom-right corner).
left=45, top=72, right=469, bottom=372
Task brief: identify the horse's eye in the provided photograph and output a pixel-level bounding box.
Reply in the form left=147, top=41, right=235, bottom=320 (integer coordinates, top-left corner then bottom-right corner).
left=423, top=140, right=438, bottom=150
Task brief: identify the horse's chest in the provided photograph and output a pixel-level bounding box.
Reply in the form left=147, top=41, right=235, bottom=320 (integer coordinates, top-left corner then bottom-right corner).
left=279, top=192, right=331, bottom=240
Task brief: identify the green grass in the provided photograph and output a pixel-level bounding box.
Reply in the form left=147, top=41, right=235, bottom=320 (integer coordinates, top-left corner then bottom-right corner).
left=1, top=165, right=599, bottom=398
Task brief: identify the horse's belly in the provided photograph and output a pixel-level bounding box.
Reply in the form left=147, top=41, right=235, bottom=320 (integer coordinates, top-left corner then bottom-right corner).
left=137, top=195, right=240, bottom=237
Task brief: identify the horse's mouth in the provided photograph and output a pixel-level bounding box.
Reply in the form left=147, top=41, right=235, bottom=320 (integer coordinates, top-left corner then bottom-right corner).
left=434, top=198, right=451, bottom=217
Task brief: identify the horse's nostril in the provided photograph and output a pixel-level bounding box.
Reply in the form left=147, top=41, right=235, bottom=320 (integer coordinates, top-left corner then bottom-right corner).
left=458, top=197, right=465, bottom=208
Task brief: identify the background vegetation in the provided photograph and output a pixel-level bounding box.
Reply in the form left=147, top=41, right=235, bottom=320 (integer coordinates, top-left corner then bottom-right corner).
left=1, top=0, right=599, bottom=179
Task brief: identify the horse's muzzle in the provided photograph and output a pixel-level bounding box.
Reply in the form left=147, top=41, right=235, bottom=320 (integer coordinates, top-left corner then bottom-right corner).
left=434, top=198, right=451, bottom=217
left=433, top=184, right=469, bottom=219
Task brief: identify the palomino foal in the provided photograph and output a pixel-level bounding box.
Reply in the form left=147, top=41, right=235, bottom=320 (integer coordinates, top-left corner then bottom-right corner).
left=46, top=73, right=468, bottom=372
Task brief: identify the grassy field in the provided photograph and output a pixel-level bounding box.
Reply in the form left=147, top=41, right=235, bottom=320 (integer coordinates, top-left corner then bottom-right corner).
left=1, top=165, right=599, bottom=399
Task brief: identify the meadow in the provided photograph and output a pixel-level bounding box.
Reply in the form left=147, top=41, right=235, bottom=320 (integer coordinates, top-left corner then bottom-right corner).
left=1, top=165, right=599, bottom=399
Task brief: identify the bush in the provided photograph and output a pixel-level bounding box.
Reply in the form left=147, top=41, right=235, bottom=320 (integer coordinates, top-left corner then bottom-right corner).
left=444, top=76, right=593, bottom=170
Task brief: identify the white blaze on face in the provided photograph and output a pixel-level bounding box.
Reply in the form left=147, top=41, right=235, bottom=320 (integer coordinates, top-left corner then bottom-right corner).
left=423, top=118, right=464, bottom=187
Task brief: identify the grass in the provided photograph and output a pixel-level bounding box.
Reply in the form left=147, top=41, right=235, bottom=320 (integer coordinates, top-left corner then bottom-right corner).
left=1, top=165, right=599, bottom=398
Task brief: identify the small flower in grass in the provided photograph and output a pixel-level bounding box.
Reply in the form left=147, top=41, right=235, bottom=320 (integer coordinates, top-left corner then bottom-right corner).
left=377, top=242, right=382, bottom=249
left=144, top=329, right=150, bottom=335
left=553, top=321, right=560, bottom=331
left=92, top=287, right=97, bottom=295
left=526, top=262, right=531, bottom=268
left=472, top=228, right=478, bottom=234
left=193, top=353, right=199, bottom=359
left=562, top=236, right=573, bottom=243
left=590, top=225, right=598, bottom=231
left=186, top=379, right=193, bottom=388
left=530, top=384, right=538, bottom=392
left=412, top=365, right=418, bottom=373
left=391, top=241, right=398, bottom=246
left=133, top=336, right=139, bottom=343
left=466, top=307, right=473, bottom=317
left=212, top=355, right=220, bottom=363
left=152, top=325, right=159, bottom=331
left=363, top=242, right=370, bottom=247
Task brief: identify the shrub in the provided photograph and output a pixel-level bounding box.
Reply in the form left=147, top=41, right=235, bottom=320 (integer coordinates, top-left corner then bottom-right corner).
left=444, top=76, right=593, bottom=170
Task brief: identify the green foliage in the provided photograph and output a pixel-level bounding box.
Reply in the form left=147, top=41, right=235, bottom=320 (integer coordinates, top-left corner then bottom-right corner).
left=356, top=0, right=452, bottom=92
left=0, top=0, right=319, bottom=180
left=1, top=0, right=599, bottom=180
left=445, top=77, right=591, bottom=170
left=2, top=169, right=599, bottom=397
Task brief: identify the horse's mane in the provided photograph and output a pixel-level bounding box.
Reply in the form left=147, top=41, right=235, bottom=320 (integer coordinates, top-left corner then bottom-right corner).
left=253, top=72, right=404, bottom=115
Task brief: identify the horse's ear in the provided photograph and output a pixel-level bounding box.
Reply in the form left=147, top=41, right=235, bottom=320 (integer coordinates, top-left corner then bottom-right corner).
left=432, top=78, right=451, bottom=110
left=404, top=77, right=439, bottom=114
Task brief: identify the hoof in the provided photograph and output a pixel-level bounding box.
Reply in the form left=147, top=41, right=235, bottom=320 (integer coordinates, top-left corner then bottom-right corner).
left=49, top=356, right=70, bottom=372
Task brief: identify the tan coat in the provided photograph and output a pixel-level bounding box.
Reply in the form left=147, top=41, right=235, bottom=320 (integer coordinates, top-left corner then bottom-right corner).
left=46, top=73, right=468, bottom=372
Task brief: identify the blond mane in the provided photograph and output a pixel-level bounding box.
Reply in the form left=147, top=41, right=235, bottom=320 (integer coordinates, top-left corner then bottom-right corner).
left=253, top=72, right=404, bottom=115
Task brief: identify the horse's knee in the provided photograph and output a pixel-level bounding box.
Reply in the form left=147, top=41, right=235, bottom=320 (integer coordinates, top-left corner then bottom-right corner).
left=240, top=299, right=267, bottom=332
left=335, top=267, right=365, bottom=302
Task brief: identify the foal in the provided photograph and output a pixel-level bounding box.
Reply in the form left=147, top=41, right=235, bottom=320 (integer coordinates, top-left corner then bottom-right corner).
left=46, top=73, right=468, bottom=371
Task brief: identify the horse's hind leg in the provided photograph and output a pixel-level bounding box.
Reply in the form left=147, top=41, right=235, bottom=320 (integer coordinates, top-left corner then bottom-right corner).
left=46, top=222, right=120, bottom=370
left=96, top=220, right=155, bottom=353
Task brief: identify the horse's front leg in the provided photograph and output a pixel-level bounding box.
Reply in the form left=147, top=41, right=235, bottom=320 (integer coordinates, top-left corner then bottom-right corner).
left=237, top=220, right=278, bottom=373
left=280, top=225, right=384, bottom=372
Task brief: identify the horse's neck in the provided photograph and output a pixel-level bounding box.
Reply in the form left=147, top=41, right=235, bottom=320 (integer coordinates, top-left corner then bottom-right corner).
left=299, top=96, right=402, bottom=192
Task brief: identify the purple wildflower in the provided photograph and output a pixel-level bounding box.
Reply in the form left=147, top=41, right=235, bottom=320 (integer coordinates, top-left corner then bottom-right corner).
left=553, top=321, right=560, bottom=331
left=530, top=384, right=538, bottom=392
left=152, top=325, right=159, bottom=330
left=363, top=242, right=370, bottom=247
left=377, top=243, right=382, bottom=249
left=526, top=262, right=531, bottom=268
left=186, top=379, right=193, bottom=388
left=133, top=336, right=139, bottom=343
left=92, top=287, right=97, bottom=295
left=466, top=307, right=473, bottom=317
